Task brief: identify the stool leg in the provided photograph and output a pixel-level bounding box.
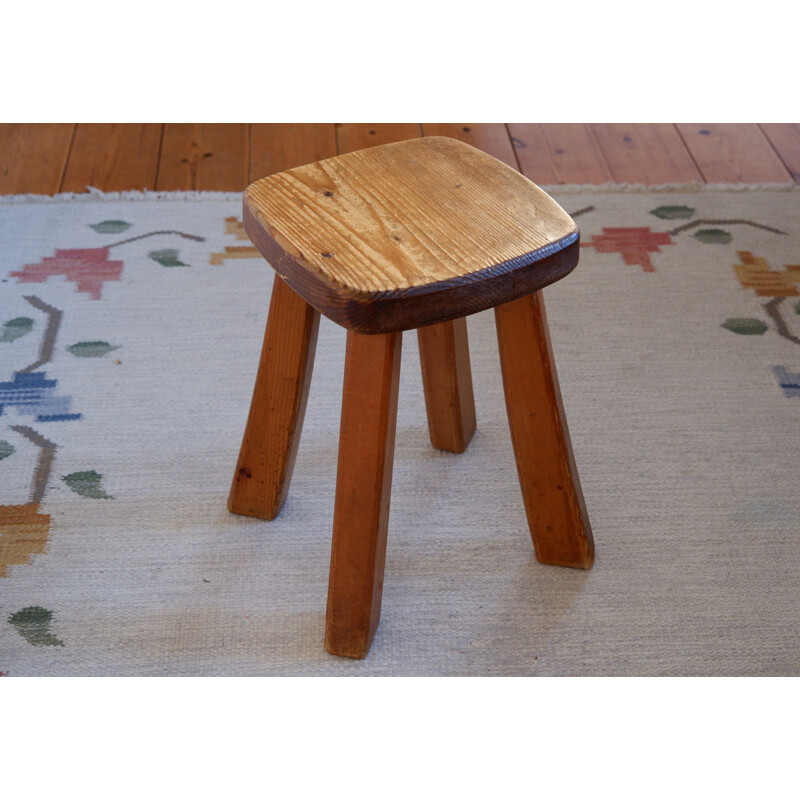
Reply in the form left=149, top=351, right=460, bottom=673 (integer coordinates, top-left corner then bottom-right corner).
left=228, top=275, right=320, bottom=520
left=495, top=291, right=594, bottom=569
left=325, top=330, right=402, bottom=658
left=417, top=318, right=477, bottom=453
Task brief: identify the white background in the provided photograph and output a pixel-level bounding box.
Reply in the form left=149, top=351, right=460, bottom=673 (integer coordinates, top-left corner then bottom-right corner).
left=3, top=1, right=795, bottom=795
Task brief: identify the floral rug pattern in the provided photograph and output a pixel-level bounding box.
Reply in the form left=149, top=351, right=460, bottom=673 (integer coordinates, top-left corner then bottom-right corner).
left=1, top=187, right=799, bottom=676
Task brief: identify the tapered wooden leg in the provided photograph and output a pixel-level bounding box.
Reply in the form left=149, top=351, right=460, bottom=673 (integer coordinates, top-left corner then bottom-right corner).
left=417, top=317, right=477, bottom=453
left=325, top=330, right=402, bottom=658
left=495, top=291, right=594, bottom=569
left=228, top=275, right=320, bottom=520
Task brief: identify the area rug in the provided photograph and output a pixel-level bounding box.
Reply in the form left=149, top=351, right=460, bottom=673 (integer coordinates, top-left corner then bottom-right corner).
left=1, top=184, right=799, bottom=676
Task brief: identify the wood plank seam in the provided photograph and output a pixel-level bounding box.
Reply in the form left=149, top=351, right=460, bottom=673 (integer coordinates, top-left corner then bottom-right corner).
left=57, top=125, right=78, bottom=194
left=503, top=123, right=524, bottom=173
left=758, top=123, right=800, bottom=183
left=673, top=125, right=707, bottom=184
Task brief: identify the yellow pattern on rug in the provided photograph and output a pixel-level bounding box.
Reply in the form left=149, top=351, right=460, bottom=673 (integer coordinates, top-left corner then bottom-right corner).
left=734, top=251, right=800, bottom=296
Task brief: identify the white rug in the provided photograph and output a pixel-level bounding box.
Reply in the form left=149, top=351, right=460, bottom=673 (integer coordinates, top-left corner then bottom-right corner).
left=1, top=185, right=799, bottom=675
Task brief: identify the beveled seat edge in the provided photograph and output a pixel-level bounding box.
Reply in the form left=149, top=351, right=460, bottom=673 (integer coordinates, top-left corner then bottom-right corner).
left=244, top=193, right=580, bottom=333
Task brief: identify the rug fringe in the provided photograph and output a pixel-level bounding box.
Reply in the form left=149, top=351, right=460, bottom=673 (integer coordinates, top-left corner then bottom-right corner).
left=0, top=183, right=798, bottom=205
left=0, top=188, right=245, bottom=204
left=539, top=182, right=800, bottom=194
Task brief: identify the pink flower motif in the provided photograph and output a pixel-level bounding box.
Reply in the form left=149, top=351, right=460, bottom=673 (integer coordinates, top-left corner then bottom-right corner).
left=581, top=227, right=673, bottom=273
left=10, top=247, right=123, bottom=299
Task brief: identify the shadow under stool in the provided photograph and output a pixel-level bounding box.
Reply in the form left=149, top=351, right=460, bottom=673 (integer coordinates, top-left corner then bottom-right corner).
left=228, top=136, right=594, bottom=658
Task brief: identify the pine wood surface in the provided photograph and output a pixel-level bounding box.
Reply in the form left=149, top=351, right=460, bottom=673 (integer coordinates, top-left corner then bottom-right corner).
left=495, top=291, right=594, bottom=568
left=62, top=124, right=161, bottom=193
left=590, top=123, right=703, bottom=184
left=508, top=123, right=613, bottom=185
left=325, top=330, right=402, bottom=658
left=675, top=123, right=794, bottom=183
left=332, top=124, right=479, bottom=450
left=157, top=124, right=249, bottom=191
left=245, top=136, right=576, bottom=295
left=2, top=124, right=797, bottom=196
left=228, top=275, right=320, bottom=520
left=0, top=123, right=74, bottom=194
left=243, top=136, right=581, bottom=332
left=417, top=318, right=477, bottom=453
left=250, top=123, right=337, bottom=181
left=759, top=123, right=800, bottom=183
left=421, top=123, right=519, bottom=169
left=335, top=123, right=422, bottom=154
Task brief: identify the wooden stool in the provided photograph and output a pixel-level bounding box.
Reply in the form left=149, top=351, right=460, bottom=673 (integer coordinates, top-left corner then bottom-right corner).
left=228, top=137, right=594, bottom=658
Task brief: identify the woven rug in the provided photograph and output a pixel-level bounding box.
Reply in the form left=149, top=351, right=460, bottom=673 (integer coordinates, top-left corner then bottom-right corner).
left=1, top=185, right=799, bottom=676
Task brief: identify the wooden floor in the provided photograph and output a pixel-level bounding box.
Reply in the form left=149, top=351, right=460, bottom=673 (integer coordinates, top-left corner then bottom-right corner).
left=1, top=124, right=799, bottom=195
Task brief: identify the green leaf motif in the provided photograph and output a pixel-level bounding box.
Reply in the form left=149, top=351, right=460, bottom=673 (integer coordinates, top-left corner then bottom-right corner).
left=1, top=317, right=34, bottom=343
left=67, top=341, right=120, bottom=358
left=0, top=440, right=15, bottom=460
left=694, top=228, right=732, bottom=244
left=794, top=301, right=800, bottom=315
left=650, top=205, right=695, bottom=220
left=89, top=220, right=132, bottom=234
left=149, top=248, right=188, bottom=267
left=8, top=606, right=64, bottom=647
left=721, top=317, right=768, bottom=335
left=62, top=470, right=113, bottom=499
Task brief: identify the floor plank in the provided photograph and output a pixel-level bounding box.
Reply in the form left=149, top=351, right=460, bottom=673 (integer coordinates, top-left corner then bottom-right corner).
left=250, top=123, right=337, bottom=180
left=760, top=124, right=800, bottom=183
left=504, top=124, right=559, bottom=184
left=591, top=124, right=702, bottom=184
left=61, top=124, right=162, bottom=193
left=2, top=124, right=797, bottom=196
left=421, top=123, right=518, bottom=169
left=508, top=123, right=612, bottom=185
left=676, top=123, right=793, bottom=183
left=336, top=123, right=422, bottom=154
left=0, top=124, right=74, bottom=195
left=157, top=124, right=249, bottom=191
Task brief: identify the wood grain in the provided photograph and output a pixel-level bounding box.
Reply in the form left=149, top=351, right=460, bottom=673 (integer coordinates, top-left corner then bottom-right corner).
left=157, top=124, right=249, bottom=191
left=325, top=330, right=402, bottom=658
left=3, top=123, right=795, bottom=196
left=228, top=275, right=320, bottom=520
left=591, top=124, right=702, bottom=184
left=340, top=126, right=482, bottom=449
left=250, top=124, right=337, bottom=181
left=335, top=123, right=422, bottom=154
left=509, top=123, right=612, bottom=184
left=422, top=123, right=518, bottom=169
left=244, top=136, right=579, bottom=331
left=676, top=124, right=793, bottom=183
left=0, top=124, right=74, bottom=195
left=62, top=124, right=162, bottom=193
left=417, top=317, right=476, bottom=453
left=495, top=291, right=594, bottom=569
left=760, top=124, right=800, bottom=183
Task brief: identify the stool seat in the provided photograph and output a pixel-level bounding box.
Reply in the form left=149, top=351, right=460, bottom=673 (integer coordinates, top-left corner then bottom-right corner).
left=244, top=136, right=579, bottom=333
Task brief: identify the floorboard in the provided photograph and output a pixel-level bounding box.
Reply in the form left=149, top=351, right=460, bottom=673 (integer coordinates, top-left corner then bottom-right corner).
left=250, top=124, right=337, bottom=180
left=421, top=123, right=518, bottom=169
left=760, top=124, right=800, bottom=183
left=157, top=124, right=249, bottom=191
left=676, top=123, right=793, bottom=183
left=335, top=124, right=422, bottom=154
left=2, top=124, right=799, bottom=195
left=508, top=123, right=612, bottom=184
left=591, top=123, right=702, bottom=184
left=62, top=124, right=162, bottom=193
left=0, top=124, right=74, bottom=195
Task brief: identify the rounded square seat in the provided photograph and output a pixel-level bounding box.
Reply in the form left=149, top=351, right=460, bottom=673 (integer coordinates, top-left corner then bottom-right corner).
left=244, top=136, right=579, bottom=333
